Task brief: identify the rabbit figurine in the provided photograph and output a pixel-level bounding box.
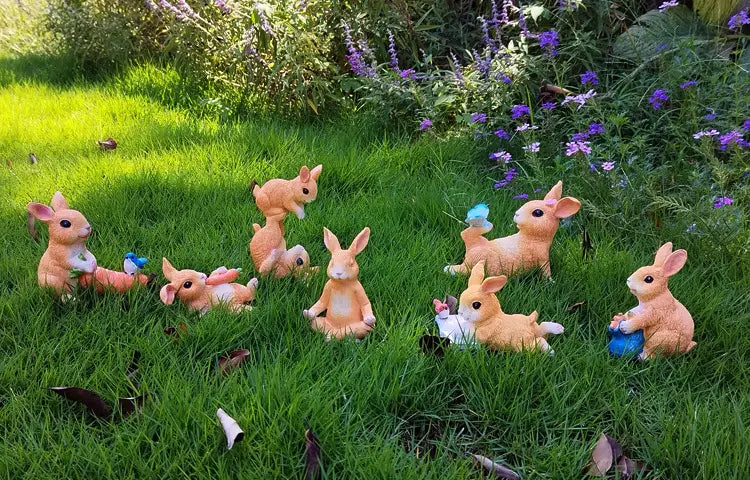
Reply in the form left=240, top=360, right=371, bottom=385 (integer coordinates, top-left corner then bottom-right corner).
left=459, top=262, right=564, bottom=353
left=159, top=258, right=258, bottom=315
left=303, top=227, right=375, bottom=340
left=433, top=298, right=475, bottom=346
left=612, top=242, right=696, bottom=360
left=445, top=181, right=581, bottom=278
left=27, top=191, right=150, bottom=297
left=249, top=213, right=318, bottom=279
left=251, top=165, right=323, bottom=219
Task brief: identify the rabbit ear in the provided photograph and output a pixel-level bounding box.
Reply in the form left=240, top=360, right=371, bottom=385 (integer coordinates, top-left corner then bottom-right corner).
left=323, top=227, right=340, bottom=252
left=554, top=197, right=581, bottom=218
left=662, top=249, right=687, bottom=277
left=299, top=165, right=311, bottom=183
left=310, top=164, right=323, bottom=181
left=481, top=275, right=507, bottom=294
left=27, top=202, right=55, bottom=222
left=544, top=181, right=563, bottom=201
left=50, top=192, right=69, bottom=211
left=468, top=262, right=485, bottom=287
left=350, top=227, right=370, bottom=256
left=160, top=284, right=176, bottom=305
left=162, top=257, right=177, bottom=281
left=653, top=242, right=673, bottom=266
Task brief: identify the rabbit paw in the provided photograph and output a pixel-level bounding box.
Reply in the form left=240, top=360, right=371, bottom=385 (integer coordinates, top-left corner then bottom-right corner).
left=295, top=206, right=305, bottom=219
left=248, top=277, right=259, bottom=289
left=302, top=309, right=316, bottom=321
left=443, top=265, right=456, bottom=276
left=619, top=320, right=636, bottom=334
left=363, top=315, right=376, bottom=326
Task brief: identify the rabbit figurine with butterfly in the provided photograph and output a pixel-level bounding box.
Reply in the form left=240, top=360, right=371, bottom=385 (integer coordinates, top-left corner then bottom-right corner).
left=251, top=165, right=323, bottom=219
left=610, top=242, right=696, bottom=360
left=445, top=181, right=580, bottom=278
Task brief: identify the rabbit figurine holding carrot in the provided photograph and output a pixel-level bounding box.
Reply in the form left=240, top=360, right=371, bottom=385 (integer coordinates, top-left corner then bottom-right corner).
left=249, top=213, right=318, bottom=279
left=303, top=227, right=375, bottom=340
left=27, top=191, right=150, bottom=297
left=160, top=258, right=258, bottom=315
left=611, top=242, right=696, bottom=360
left=251, top=165, right=323, bottom=219
left=445, top=181, right=580, bottom=278
left=459, top=262, right=564, bottom=353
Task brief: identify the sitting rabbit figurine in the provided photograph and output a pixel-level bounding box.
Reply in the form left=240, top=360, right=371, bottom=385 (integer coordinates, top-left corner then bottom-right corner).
left=433, top=297, right=475, bottom=346
left=249, top=213, right=318, bottom=279
left=160, top=258, right=258, bottom=315
left=27, top=191, right=150, bottom=297
left=252, top=164, right=323, bottom=219
left=445, top=181, right=580, bottom=278
left=611, top=242, right=695, bottom=360
left=459, top=262, right=564, bottom=353
left=303, top=227, right=375, bottom=340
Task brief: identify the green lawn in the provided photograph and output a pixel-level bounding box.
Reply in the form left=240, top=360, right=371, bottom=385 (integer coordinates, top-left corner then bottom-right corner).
left=0, top=56, right=748, bottom=479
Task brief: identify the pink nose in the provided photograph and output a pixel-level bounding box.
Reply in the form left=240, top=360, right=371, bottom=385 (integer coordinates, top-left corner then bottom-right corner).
left=79, top=225, right=92, bottom=238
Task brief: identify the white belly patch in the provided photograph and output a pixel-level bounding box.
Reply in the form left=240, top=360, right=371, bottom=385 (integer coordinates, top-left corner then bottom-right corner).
left=212, top=284, right=234, bottom=302
left=330, top=294, right=351, bottom=316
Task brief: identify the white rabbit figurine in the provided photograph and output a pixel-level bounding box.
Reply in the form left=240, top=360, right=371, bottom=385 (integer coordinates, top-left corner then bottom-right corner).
left=433, top=297, right=476, bottom=347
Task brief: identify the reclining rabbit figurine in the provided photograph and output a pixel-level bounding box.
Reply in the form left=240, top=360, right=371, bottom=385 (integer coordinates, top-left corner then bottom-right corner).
left=160, top=258, right=258, bottom=315
left=27, top=191, right=150, bottom=297
left=251, top=165, right=323, bottom=219
left=459, top=262, right=564, bottom=353
left=303, top=227, right=375, bottom=340
left=612, top=242, right=696, bottom=360
left=249, top=213, right=318, bottom=279
left=445, top=181, right=580, bottom=278
left=433, top=298, right=475, bottom=346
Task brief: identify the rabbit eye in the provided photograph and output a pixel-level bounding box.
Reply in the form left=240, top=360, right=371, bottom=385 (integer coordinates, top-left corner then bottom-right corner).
left=302, top=188, right=310, bottom=195
left=60, top=220, right=71, bottom=228
left=472, top=301, right=481, bottom=309
left=532, top=209, right=544, bottom=217
left=183, top=281, right=192, bottom=289
left=296, top=257, right=304, bottom=266
left=644, top=276, right=653, bottom=283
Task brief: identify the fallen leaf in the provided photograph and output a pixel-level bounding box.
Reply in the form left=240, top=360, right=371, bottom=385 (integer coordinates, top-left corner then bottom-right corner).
left=467, top=453, right=521, bottom=480
left=27, top=211, right=38, bottom=242
left=217, top=408, right=244, bottom=450
left=49, top=387, right=112, bottom=418
left=164, top=323, right=187, bottom=337
left=6, top=159, right=13, bottom=168
left=304, top=428, right=322, bottom=480
left=98, top=138, right=117, bottom=151
left=29, top=153, right=38, bottom=164
left=117, top=395, right=146, bottom=418
left=419, top=334, right=450, bottom=357
left=586, top=433, right=614, bottom=476
left=616, top=456, right=635, bottom=479
left=606, top=435, right=623, bottom=461
left=218, top=349, right=250, bottom=375
left=567, top=301, right=585, bottom=312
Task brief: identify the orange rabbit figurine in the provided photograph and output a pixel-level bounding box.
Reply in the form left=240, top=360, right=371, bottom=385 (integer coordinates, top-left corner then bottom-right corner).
left=459, top=262, right=564, bottom=353
left=249, top=213, right=318, bottom=279
left=303, top=227, right=375, bottom=340
left=160, top=258, right=258, bottom=315
left=445, top=181, right=580, bottom=278
left=251, top=165, right=323, bottom=219
left=611, top=243, right=696, bottom=360
left=27, top=192, right=150, bottom=297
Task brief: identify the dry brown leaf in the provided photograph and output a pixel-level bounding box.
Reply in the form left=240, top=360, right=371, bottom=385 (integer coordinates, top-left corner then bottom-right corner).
left=118, top=395, right=146, bottom=418
left=567, top=301, right=586, bottom=312
left=50, top=386, right=112, bottom=418
left=586, top=433, right=614, bottom=476
left=218, top=349, right=250, bottom=375
left=304, top=428, right=322, bottom=480
left=616, top=456, right=635, bottom=479
left=164, top=323, right=187, bottom=337
left=98, top=138, right=117, bottom=151
left=467, top=453, right=521, bottom=480
left=606, top=435, right=623, bottom=461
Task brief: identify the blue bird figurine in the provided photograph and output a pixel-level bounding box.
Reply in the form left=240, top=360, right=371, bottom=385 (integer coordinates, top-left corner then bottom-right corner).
left=607, top=320, right=645, bottom=357
left=124, top=252, right=148, bottom=275
left=465, top=203, right=491, bottom=228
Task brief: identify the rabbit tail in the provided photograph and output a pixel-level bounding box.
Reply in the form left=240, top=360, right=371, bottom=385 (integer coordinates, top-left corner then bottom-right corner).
left=537, top=320, right=564, bottom=338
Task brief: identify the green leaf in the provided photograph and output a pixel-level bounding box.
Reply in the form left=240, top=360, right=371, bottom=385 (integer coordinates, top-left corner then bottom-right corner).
left=527, top=5, right=546, bottom=22
left=433, top=94, right=456, bottom=107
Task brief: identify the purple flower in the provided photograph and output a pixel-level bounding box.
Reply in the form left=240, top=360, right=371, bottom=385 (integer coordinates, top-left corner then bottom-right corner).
left=516, top=123, right=538, bottom=132
left=490, top=151, right=513, bottom=163
left=571, top=132, right=589, bottom=142
left=511, top=104, right=530, bottom=119
left=158, top=0, right=189, bottom=20
left=589, top=162, right=598, bottom=172
left=494, top=180, right=510, bottom=188
left=343, top=24, right=375, bottom=77
left=450, top=52, right=464, bottom=86
left=580, top=71, right=599, bottom=85
left=713, top=196, right=733, bottom=208
left=518, top=10, right=531, bottom=37
left=499, top=74, right=513, bottom=84
left=719, top=130, right=748, bottom=150
left=679, top=80, right=697, bottom=89
left=480, top=17, right=498, bottom=52
left=728, top=10, right=749, bottom=30
left=561, top=90, right=597, bottom=110
left=472, top=49, right=491, bottom=79
left=648, top=89, right=669, bottom=110
left=472, top=113, right=487, bottom=123
left=494, top=128, right=510, bottom=140
left=565, top=141, right=592, bottom=156
left=419, top=119, right=432, bottom=131
left=145, top=0, right=159, bottom=12
left=254, top=3, right=275, bottom=37
left=742, top=119, right=750, bottom=131
left=399, top=68, right=416, bottom=79
left=523, top=142, right=540, bottom=152
left=513, top=193, right=529, bottom=199
left=542, top=101, right=557, bottom=110
left=588, top=123, right=605, bottom=135
left=500, top=0, right=511, bottom=24
left=601, top=161, right=616, bottom=171
left=705, top=108, right=716, bottom=121
left=658, top=0, right=679, bottom=12
left=505, top=168, right=518, bottom=180
left=693, top=129, right=720, bottom=139
left=388, top=31, right=400, bottom=72
left=214, top=0, right=231, bottom=14
left=538, top=30, right=559, bottom=56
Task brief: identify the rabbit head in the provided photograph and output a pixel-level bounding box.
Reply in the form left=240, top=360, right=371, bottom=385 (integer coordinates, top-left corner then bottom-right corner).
left=291, top=164, right=323, bottom=205
left=458, top=261, right=508, bottom=324
left=160, top=257, right=209, bottom=305
left=27, top=192, right=92, bottom=245
left=626, top=242, right=687, bottom=302
left=281, top=244, right=312, bottom=272
left=323, top=227, right=370, bottom=281
left=513, top=181, right=580, bottom=239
